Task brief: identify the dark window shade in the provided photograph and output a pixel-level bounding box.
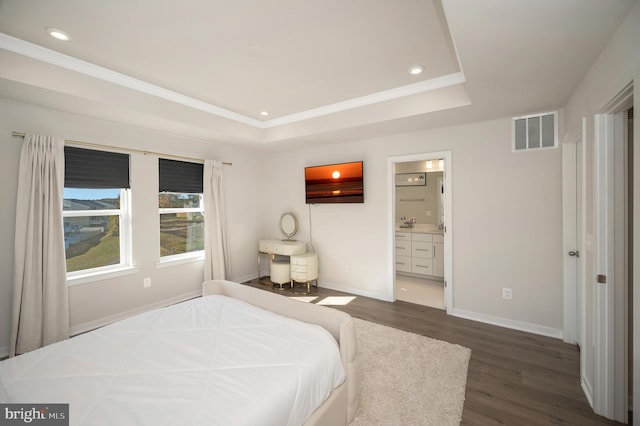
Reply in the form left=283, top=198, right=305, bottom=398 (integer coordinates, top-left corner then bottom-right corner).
left=64, top=147, right=130, bottom=189
left=159, top=159, right=203, bottom=193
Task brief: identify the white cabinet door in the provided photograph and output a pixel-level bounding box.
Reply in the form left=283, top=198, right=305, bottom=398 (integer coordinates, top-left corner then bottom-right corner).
left=433, top=242, right=444, bottom=277
left=395, top=239, right=411, bottom=257
left=395, top=232, right=411, bottom=241
left=411, top=241, right=432, bottom=258
left=396, top=255, right=412, bottom=273
left=411, top=232, right=433, bottom=243
left=411, top=258, right=433, bottom=275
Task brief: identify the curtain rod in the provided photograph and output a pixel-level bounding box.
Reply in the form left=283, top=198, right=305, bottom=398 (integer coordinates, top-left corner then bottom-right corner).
left=11, top=131, right=232, bottom=166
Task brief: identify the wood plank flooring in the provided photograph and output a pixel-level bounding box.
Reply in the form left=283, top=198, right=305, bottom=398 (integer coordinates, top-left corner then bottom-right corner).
left=244, top=279, right=622, bottom=425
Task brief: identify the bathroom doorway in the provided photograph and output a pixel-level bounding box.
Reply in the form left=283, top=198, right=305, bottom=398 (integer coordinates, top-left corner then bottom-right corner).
left=387, top=151, right=453, bottom=312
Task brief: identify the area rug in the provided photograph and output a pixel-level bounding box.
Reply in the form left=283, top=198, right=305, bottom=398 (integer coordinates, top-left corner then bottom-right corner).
left=350, top=318, right=471, bottom=426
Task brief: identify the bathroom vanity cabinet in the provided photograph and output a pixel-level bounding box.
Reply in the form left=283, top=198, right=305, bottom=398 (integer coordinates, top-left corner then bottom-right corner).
left=395, top=230, right=444, bottom=278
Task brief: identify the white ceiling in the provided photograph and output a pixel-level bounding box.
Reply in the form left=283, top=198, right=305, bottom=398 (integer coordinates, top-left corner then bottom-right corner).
left=0, top=0, right=636, bottom=149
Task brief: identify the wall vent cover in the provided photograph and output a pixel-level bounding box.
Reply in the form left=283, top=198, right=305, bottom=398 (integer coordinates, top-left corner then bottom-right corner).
left=512, top=111, right=558, bottom=151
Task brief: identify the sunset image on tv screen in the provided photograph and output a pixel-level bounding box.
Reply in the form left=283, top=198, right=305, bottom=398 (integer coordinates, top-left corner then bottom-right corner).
left=305, top=161, right=364, bottom=203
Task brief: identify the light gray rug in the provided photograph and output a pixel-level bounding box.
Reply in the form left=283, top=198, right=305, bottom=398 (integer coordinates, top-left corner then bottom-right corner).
left=350, top=318, right=471, bottom=426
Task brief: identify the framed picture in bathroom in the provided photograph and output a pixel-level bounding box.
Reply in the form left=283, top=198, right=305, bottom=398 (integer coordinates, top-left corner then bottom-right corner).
left=395, top=172, right=426, bottom=187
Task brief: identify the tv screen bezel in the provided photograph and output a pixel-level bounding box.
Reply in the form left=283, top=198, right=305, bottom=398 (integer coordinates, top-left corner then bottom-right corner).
left=305, top=161, right=364, bottom=204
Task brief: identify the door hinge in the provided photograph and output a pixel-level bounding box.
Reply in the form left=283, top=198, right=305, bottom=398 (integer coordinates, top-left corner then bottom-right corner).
left=597, top=274, right=607, bottom=284
left=444, top=281, right=447, bottom=288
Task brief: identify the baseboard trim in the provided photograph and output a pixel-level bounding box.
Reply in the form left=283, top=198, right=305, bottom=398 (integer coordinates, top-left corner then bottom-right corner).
left=449, top=308, right=563, bottom=339
left=318, top=281, right=393, bottom=302
left=69, top=290, right=201, bottom=336
left=235, top=273, right=259, bottom=284
left=581, top=374, right=594, bottom=409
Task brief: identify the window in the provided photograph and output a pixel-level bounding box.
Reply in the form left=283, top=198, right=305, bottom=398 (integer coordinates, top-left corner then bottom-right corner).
left=63, top=147, right=131, bottom=276
left=512, top=111, right=558, bottom=151
left=158, top=159, right=204, bottom=260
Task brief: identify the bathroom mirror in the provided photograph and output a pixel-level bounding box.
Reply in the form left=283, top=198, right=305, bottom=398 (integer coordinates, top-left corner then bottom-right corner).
left=280, top=212, right=298, bottom=240
left=395, top=160, right=445, bottom=227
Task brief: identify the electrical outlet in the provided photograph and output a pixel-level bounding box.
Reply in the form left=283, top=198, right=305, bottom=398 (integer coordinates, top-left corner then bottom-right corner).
left=426, top=210, right=432, bottom=217
left=345, top=265, right=351, bottom=273
left=502, top=288, right=512, bottom=300
left=143, top=277, right=151, bottom=288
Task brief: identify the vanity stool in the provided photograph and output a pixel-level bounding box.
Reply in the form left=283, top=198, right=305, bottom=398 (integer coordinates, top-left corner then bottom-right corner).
left=270, top=258, right=292, bottom=290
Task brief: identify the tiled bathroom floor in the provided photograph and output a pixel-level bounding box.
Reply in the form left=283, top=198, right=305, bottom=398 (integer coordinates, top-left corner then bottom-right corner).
left=395, top=274, right=445, bottom=310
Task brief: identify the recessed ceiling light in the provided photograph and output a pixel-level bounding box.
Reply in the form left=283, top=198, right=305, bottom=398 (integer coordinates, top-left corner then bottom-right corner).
left=46, top=27, right=71, bottom=41
left=260, top=111, right=269, bottom=117
left=409, top=65, right=424, bottom=75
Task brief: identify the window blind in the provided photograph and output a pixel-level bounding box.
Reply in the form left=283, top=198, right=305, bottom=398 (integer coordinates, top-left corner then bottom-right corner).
left=159, top=158, right=204, bottom=193
left=64, top=147, right=130, bottom=189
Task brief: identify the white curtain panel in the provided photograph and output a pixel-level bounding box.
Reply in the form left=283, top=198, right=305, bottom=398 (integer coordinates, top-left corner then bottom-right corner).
left=203, top=160, right=230, bottom=280
left=10, top=134, right=69, bottom=356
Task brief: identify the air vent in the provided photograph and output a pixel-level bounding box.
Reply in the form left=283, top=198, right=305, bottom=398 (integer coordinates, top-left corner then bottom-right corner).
left=512, top=111, right=558, bottom=151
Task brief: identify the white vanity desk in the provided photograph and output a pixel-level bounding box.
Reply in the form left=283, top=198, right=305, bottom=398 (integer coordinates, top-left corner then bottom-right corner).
left=259, top=239, right=307, bottom=256
left=258, top=212, right=319, bottom=292
left=257, top=239, right=306, bottom=282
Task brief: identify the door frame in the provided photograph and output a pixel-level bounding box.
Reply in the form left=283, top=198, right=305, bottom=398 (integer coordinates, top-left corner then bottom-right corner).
left=593, top=82, right=632, bottom=421
left=387, top=151, right=453, bottom=311
left=561, top=135, right=579, bottom=344
left=579, top=117, right=588, bottom=402
left=562, top=119, right=586, bottom=346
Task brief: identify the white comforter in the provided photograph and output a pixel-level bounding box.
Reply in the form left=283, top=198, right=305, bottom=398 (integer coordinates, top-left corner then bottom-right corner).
left=0, top=295, right=345, bottom=425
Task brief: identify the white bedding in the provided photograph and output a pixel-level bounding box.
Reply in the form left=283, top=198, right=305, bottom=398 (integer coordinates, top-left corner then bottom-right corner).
left=0, top=295, right=346, bottom=425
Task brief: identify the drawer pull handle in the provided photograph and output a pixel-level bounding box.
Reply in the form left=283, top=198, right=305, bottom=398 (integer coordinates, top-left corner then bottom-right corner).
left=415, top=249, right=429, bottom=251
left=396, top=262, right=406, bottom=266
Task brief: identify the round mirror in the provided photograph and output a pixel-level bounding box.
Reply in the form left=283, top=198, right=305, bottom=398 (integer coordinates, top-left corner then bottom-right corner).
left=280, top=212, right=298, bottom=240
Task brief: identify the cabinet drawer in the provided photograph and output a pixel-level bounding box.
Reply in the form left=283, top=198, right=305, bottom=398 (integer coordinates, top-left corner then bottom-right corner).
left=292, top=268, right=318, bottom=281
left=433, top=234, right=444, bottom=243
left=291, top=264, right=308, bottom=273
left=395, top=240, right=411, bottom=256
left=411, top=258, right=433, bottom=275
left=395, top=232, right=411, bottom=241
left=395, top=255, right=412, bottom=273
left=291, top=270, right=309, bottom=280
left=411, top=232, right=433, bottom=242
left=291, top=257, right=309, bottom=266
left=411, top=241, right=432, bottom=258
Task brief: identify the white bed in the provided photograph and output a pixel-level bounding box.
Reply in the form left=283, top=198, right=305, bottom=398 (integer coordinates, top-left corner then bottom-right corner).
left=0, top=280, right=359, bottom=425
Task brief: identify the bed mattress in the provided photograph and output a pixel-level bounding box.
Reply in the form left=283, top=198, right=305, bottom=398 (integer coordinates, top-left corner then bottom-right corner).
left=0, top=295, right=346, bottom=425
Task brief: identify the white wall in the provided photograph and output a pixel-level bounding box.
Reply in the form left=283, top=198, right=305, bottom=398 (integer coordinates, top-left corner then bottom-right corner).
left=0, top=99, right=265, bottom=355
left=561, top=1, right=640, bottom=416
left=0, top=93, right=564, bottom=355
left=261, top=116, right=563, bottom=334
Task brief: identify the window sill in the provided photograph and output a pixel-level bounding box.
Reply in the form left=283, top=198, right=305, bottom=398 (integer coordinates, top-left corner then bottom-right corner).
left=156, top=252, right=205, bottom=269
left=67, top=266, right=139, bottom=286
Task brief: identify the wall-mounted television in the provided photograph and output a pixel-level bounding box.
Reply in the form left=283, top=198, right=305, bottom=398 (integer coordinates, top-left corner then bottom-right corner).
left=305, top=161, right=364, bottom=204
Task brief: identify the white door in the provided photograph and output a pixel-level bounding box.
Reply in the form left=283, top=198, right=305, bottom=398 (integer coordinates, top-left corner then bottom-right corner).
left=594, top=112, right=615, bottom=419
left=594, top=109, right=629, bottom=422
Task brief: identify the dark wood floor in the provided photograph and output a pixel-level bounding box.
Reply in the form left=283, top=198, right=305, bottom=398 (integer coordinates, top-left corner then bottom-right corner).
left=245, top=279, right=622, bottom=425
